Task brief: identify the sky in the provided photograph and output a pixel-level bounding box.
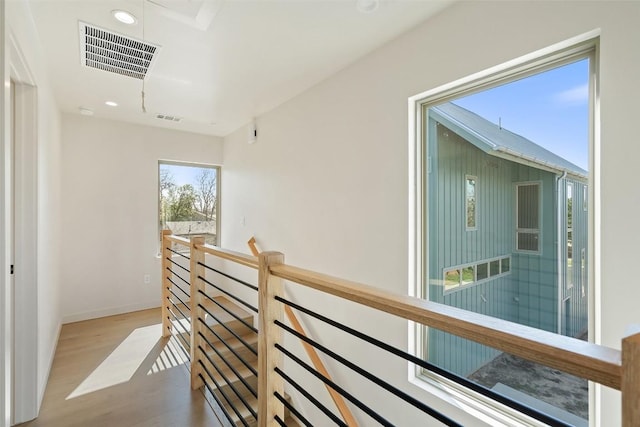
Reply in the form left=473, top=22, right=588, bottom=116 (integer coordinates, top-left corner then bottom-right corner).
left=451, top=58, right=589, bottom=171
left=161, top=163, right=216, bottom=187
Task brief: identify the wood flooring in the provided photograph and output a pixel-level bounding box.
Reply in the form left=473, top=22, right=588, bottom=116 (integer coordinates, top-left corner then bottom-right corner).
left=18, top=308, right=222, bottom=427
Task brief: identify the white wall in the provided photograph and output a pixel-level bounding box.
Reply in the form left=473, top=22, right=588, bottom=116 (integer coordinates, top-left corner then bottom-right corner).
left=60, top=115, right=223, bottom=323
left=222, top=1, right=640, bottom=425
left=6, top=0, right=64, bottom=418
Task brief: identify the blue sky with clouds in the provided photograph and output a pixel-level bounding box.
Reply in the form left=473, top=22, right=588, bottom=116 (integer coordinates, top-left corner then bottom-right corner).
left=453, top=58, right=590, bottom=171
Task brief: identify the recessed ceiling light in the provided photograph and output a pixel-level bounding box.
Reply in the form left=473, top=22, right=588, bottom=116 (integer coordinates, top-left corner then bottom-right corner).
left=78, top=107, right=94, bottom=116
left=105, top=101, right=118, bottom=107
left=112, top=10, right=137, bottom=25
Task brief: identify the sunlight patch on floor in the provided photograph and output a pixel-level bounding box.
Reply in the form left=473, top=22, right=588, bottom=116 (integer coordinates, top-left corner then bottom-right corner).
left=147, top=335, right=189, bottom=375
left=66, top=323, right=162, bottom=399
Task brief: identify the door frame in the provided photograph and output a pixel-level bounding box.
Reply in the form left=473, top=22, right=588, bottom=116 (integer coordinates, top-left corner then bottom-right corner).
left=1, top=2, right=12, bottom=425
left=8, top=32, right=39, bottom=425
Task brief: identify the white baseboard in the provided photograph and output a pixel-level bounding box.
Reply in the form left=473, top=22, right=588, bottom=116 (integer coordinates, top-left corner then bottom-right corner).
left=62, top=301, right=161, bottom=324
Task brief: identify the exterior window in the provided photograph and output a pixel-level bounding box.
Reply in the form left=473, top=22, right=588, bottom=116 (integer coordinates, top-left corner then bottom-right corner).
left=567, top=183, right=573, bottom=289
left=516, top=183, right=540, bottom=253
left=489, top=260, right=500, bottom=276
left=443, top=256, right=511, bottom=293
left=581, top=248, right=586, bottom=298
left=462, top=266, right=475, bottom=285
left=476, top=263, right=488, bottom=280
left=583, top=186, right=588, bottom=211
left=465, top=176, right=477, bottom=230
left=159, top=161, right=220, bottom=249
left=501, top=257, right=510, bottom=273
left=444, top=269, right=461, bottom=291
left=416, top=44, right=594, bottom=423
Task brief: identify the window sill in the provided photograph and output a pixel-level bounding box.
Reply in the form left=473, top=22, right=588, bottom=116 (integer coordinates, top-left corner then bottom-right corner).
left=409, top=369, right=550, bottom=427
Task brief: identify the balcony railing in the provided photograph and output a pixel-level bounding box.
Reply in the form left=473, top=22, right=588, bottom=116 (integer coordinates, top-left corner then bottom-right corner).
left=161, top=230, right=639, bottom=426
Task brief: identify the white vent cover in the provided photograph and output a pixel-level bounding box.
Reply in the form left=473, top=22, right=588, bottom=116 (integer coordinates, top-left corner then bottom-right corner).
left=156, top=114, right=182, bottom=123
left=79, top=22, right=160, bottom=80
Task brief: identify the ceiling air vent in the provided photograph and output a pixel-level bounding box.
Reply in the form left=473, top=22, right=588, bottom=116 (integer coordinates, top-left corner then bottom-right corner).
left=79, top=22, right=160, bottom=80
left=156, top=114, right=182, bottom=123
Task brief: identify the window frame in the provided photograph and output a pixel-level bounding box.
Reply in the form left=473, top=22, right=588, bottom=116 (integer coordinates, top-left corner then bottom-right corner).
left=515, top=181, right=542, bottom=254
left=407, top=34, right=598, bottom=425
left=157, top=160, right=221, bottom=254
left=567, top=182, right=574, bottom=289
left=465, top=175, right=478, bottom=231
left=442, top=255, right=512, bottom=295
left=581, top=248, right=587, bottom=298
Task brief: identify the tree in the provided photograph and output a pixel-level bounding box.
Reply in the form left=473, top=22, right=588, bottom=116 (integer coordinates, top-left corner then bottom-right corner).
left=160, top=168, right=175, bottom=194
left=167, top=184, right=197, bottom=221
left=195, top=168, right=217, bottom=221
left=159, top=168, right=176, bottom=226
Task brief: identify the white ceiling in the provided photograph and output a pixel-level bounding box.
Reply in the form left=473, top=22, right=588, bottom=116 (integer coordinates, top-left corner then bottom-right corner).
left=29, top=0, right=453, bottom=137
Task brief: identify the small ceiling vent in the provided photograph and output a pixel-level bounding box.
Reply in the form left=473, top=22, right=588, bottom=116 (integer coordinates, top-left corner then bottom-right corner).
left=156, top=114, right=182, bottom=123
left=79, top=22, right=160, bottom=80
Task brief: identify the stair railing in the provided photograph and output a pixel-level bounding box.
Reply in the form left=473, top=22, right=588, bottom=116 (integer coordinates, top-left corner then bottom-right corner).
left=161, top=230, right=193, bottom=359
left=163, top=230, right=263, bottom=426
left=249, top=238, right=358, bottom=427
left=162, top=231, right=640, bottom=426
left=263, top=256, right=639, bottom=426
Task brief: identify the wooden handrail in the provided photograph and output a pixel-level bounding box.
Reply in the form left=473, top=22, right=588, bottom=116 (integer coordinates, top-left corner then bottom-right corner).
left=165, top=234, right=191, bottom=246
left=249, top=238, right=358, bottom=426
left=162, top=232, right=638, bottom=423
left=199, top=242, right=259, bottom=269
left=270, top=263, right=622, bottom=390
left=248, top=237, right=258, bottom=256
left=165, top=233, right=258, bottom=268
left=622, top=327, right=640, bottom=424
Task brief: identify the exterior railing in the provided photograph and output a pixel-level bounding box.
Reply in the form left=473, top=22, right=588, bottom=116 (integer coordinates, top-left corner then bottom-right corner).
left=161, top=231, right=639, bottom=426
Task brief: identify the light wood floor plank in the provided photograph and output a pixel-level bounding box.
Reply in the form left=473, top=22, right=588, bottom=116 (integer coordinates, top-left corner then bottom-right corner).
left=19, top=308, right=222, bottom=427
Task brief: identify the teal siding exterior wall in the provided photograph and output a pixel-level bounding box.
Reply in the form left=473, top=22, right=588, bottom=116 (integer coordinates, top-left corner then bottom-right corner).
left=426, top=117, right=588, bottom=377
left=427, top=119, right=520, bottom=375
left=512, top=167, right=558, bottom=333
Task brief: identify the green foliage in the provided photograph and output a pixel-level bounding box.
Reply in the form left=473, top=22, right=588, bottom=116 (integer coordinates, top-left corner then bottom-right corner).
left=167, top=184, right=197, bottom=221
left=159, top=166, right=217, bottom=224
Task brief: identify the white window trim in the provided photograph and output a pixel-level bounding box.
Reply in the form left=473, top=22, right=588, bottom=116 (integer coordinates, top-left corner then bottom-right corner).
left=515, top=181, right=542, bottom=254
left=465, top=174, right=478, bottom=231
left=407, top=31, right=599, bottom=427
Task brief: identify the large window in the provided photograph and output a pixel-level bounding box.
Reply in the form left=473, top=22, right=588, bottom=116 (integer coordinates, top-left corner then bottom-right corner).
left=516, top=182, right=541, bottom=253
left=159, top=161, right=220, bottom=248
left=413, top=42, right=595, bottom=424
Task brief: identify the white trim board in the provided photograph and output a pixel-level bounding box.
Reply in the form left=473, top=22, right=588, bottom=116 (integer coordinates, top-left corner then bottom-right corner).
left=62, top=301, right=161, bottom=324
